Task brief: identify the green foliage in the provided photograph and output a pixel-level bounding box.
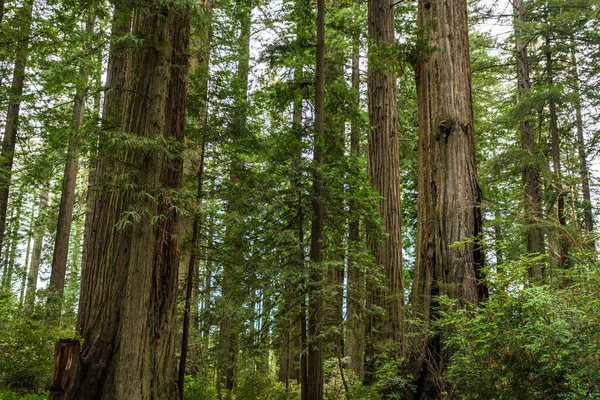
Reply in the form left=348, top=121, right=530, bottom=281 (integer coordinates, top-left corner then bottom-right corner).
left=0, top=308, right=71, bottom=393
left=183, top=374, right=218, bottom=400
left=439, top=262, right=600, bottom=399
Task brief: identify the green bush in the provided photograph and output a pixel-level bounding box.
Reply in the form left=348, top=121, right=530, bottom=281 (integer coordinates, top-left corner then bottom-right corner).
left=183, top=374, right=218, bottom=400
left=439, top=263, right=600, bottom=399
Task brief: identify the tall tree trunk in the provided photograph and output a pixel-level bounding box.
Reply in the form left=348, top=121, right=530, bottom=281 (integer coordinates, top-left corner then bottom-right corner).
left=24, top=186, right=49, bottom=314
left=364, top=0, right=405, bottom=385
left=307, top=0, right=325, bottom=397
left=19, top=205, right=35, bottom=306
left=79, top=2, right=132, bottom=303
left=218, top=0, right=251, bottom=392
left=0, top=0, right=34, bottom=260
left=570, top=47, right=594, bottom=242
left=63, top=2, right=189, bottom=398
left=2, top=194, right=22, bottom=291
left=47, top=15, right=95, bottom=325
left=411, top=0, right=487, bottom=395
left=545, top=35, right=568, bottom=269
left=178, top=0, right=212, bottom=391
left=346, top=34, right=364, bottom=381
left=515, top=0, right=545, bottom=278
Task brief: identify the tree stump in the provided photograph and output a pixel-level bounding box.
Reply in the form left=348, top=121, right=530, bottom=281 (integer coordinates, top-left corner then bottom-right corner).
left=49, top=339, right=80, bottom=400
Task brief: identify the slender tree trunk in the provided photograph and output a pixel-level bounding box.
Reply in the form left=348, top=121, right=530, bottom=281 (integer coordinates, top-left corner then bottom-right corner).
left=545, top=35, right=569, bottom=269
left=411, top=0, right=487, bottom=395
left=346, top=35, right=364, bottom=381
left=364, top=0, right=405, bottom=385
left=179, top=116, right=208, bottom=398
left=0, top=0, right=34, bottom=259
left=24, top=186, right=49, bottom=314
left=2, top=194, right=22, bottom=291
left=307, top=0, right=325, bottom=397
left=47, top=15, right=95, bottom=325
left=19, top=205, right=35, bottom=306
left=64, top=3, right=190, bottom=398
left=514, top=0, right=545, bottom=278
left=570, top=47, right=594, bottom=242
left=218, top=0, right=251, bottom=392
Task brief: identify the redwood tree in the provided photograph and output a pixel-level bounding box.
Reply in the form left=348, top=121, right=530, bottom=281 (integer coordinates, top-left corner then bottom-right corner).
left=58, top=1, right=190, bottom=398
left=411, top=0, right=487, bottom=395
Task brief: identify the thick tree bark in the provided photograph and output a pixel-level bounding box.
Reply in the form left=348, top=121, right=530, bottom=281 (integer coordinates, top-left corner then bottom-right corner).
left=570, top=48, right=594, bottom=240
left=514, top=0, right=545, bottom=278
left=79, top=2, right=132, bottom=303
left=0, top=0, right=34, bottom=260
left=47, top=15, right=95, bottom=325
left=65, top=2, right=189, bottom=398
left=364, top=0, right=405, bottom=385
left=24, top=186, right=49, bottom=313
left=307, top=0, right=325, bottom=397
left=346, top=36, right=364, bottom=381
left=411, top=0, right=486, bottom=396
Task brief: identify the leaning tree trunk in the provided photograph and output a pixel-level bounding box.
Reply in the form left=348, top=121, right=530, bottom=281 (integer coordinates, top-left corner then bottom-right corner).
left=0, top=0, right=34, bottom=260
left=60, top=2, right=190, bottom=398
left=515, top=0, right=545, bottom=278
left=364, top=0, right=405, bottom=385
left=47, top=15, right=95, bottom=325
left=411, top=0, right=487, bottom=396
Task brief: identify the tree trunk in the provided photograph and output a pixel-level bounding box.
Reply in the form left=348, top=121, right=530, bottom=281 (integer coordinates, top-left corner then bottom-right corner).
left=0, top=0, right=34, bottom=260
left=1, top=192, right=22, bottom=292
left=411, top=0, right=487, bottom=395
left=218, top=0, right=251, bottom=392
left=346, top=34, right=364, bottom=381
left=19, top=205, right=35, bottom=306
left=65, top=2, right=189, bottom=398
left=24, top=185, right=49, bottom=314
left=307, top=0, right=325, bottom=397
left=514, top=0, right=545, bottom=278
left=364, top=0, right=405, bottom=384
left=545, top=35, right=569, bottom=269
left=570, top=47, right=594, bottom=242
left=47, top=15, right=95, bottom=325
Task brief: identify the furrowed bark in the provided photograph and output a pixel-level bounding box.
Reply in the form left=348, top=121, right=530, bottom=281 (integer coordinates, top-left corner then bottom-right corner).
left=364, top=0, right=405, bottom=385
left=411, top=0, right=487, bottom=395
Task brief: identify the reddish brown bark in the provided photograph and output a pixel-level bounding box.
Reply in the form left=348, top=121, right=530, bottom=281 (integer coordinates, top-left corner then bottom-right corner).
left=411, top=0, right=486, bottom=395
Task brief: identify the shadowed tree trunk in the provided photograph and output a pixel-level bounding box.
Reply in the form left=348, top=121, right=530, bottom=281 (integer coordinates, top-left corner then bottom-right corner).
left=545, top=35, right=569, bottom=269
left=47, top=15, right=95, bottom=325
left=515, top=0, right=545, bottom=278
left=363, top=0, right=405, bottom=385
left=178, top=0, right=212, bottom=392
left=411, top=0, right=487, bottom=395
left=0, top=0, right=34, bottom=260
left=346, top=32, right=364, bottom=380
left=62, top=2, right=190, bottom=398
left=218, top=0, right=251, bottom=392
left=307, top=0, right=325, bottom=396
